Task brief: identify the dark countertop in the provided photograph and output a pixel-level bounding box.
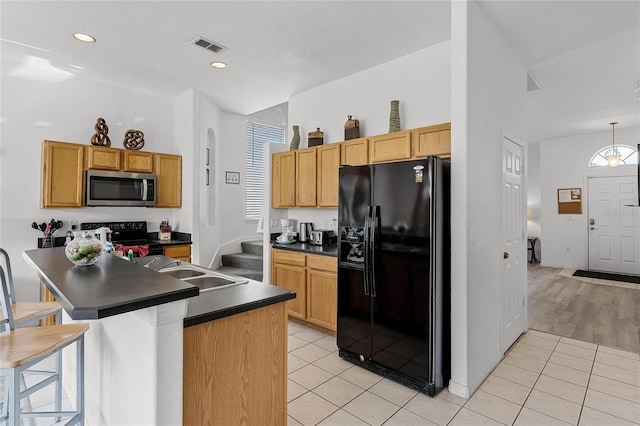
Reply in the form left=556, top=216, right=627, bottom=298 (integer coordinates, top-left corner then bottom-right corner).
left=184, top=282, right=295, bottom=328
left=149, top=239, right=192, bottom=246
left=23, top=248, right=199, bottom=320
left=272, top=242, right=338, bottom=257
left=24, top=248, right=296, bottom=326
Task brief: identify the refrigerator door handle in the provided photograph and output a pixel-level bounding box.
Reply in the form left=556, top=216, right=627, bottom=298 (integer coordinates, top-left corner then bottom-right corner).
left=370, top=205, right=378, bottom=298
left=363, top=208, right=371, bottom=296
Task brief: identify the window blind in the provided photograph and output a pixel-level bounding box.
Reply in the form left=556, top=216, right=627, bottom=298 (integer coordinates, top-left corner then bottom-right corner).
left=246, top=121, right=285, bottom=220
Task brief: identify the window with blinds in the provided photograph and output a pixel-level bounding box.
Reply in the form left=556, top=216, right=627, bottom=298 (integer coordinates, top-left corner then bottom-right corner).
left=245, top=121, right=285, bottom=220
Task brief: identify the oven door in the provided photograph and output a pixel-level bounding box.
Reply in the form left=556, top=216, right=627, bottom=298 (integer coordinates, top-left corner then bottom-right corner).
left=86, top=170, right=156, bottom=207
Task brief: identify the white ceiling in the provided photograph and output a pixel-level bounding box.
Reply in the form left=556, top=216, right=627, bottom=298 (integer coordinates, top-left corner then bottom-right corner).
left=1, top=1, right=638, bottom=143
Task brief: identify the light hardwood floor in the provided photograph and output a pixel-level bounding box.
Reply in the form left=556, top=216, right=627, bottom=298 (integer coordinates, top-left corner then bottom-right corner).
left=528, top=264, right=640, bottom=353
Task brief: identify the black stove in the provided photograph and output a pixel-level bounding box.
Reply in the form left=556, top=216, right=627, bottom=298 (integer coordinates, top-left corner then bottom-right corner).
left=80, top=221, right=163, bottom=256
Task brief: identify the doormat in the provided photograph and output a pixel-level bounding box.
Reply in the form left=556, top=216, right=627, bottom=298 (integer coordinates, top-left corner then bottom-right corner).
left=572, top=270, right=640, bottom=284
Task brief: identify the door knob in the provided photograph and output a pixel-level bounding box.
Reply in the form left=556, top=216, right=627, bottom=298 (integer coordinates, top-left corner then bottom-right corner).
left=503, top=252, right=509, bottom=259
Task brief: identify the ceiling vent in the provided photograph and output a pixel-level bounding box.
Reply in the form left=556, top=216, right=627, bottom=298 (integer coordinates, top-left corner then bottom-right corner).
left=191, top=37, right=227, bottom=54
left=527, top=72, right=540, bottom=92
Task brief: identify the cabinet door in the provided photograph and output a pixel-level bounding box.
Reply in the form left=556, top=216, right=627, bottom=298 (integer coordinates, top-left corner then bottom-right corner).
left=86, top=146, right=121, bottom=170
left=41, top=140, right=84, bottom=208
left=124, top=151, right=154, bottom=173
left=163, top=244, right=191, bottom=263
left=340, top=138, right=369, bottom=166
left=368, top=131, right=412, bottom=163
left=155, top=153, right=182, bottom=208
left=271, top=152, right=295, bottom=208
left=295, top=147, right=317, bottom=207
left=316, top=144, right=340, bottom=207
left=412, top=123, right=451, bottom=159
left=307, top=269, right=337, bottom=331
left=272, top=263, right=306, bottom=319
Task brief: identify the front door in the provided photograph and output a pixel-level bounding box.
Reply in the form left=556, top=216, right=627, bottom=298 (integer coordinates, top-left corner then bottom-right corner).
left=588, top=176, right=640, bottom=275
left=501, top=136, right=526, bottom=353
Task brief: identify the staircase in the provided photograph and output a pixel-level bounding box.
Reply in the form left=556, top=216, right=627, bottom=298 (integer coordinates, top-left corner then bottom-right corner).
left=216, top=240, right=264, bottom=282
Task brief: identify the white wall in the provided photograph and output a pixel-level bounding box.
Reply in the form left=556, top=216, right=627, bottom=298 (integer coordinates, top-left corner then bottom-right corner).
left=539, top=126, right=639, bottom=269
left=0, top=63, right=179, bottom=302
left=527, top=143, right=541, bottom=259
left=450, top=0, right=528, bottom=397
left=284, top=41, right=452, bottom=239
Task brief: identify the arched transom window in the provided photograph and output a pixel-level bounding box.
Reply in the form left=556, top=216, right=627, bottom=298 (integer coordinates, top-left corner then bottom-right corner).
left=589, top=144, right=638, bottom=167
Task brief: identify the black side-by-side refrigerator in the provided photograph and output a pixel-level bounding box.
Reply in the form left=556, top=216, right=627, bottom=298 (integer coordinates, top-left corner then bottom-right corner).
left=337, top=156, right=450, bottom=396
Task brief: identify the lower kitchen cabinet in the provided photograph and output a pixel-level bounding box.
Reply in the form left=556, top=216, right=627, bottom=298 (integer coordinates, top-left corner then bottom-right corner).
left=183, top=302, right=287, bottom=425
left=163, top=244, right=191, bottom=263
left=271, top=248, right=337, bottom=331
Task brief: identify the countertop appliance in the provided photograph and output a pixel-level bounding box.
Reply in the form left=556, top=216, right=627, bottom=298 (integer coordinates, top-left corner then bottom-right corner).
left=80, top=221, right=163, bottom=256
left=299, top=222, right=313, bottom=242
left=337, top=157, right=450, bottom=396
left=86, top=170, right=156, bottom=207
left=309, top=230, right=336, bottom=246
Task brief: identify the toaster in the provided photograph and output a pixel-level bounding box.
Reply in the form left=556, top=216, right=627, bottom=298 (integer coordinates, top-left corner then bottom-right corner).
left=309, top=230, right=337, bottom=246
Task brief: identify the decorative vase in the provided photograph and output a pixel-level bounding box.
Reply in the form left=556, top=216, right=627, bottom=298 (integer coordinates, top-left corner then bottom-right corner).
left=289, top=125, right=300, bottom=150
left=344, top=115, right=360, bottom=140
left=389, top=100, right=401, bottom=133
left=308, top=128, right=324, bottom=147
left=65, top=231, right=103, bottom=266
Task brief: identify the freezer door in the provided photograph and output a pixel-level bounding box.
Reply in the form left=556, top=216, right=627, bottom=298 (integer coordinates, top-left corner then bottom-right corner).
left=338, top=165, right=372, bottom=228
left=369, top=159, right=438, bottom=384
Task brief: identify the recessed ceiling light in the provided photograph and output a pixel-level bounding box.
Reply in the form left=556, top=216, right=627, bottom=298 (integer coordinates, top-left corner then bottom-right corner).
left=73, top=33, right=96, bottom=43
left=210, top=61, right=227, bottom=69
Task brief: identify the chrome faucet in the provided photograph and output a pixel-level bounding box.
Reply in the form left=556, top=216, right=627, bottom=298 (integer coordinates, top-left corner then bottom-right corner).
left=143, top=257, right=160, bottom=268
left=153, top=260, right=181, bottom=272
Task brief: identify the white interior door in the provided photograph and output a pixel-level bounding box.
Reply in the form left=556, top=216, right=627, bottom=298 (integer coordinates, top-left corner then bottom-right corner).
left=588, top=176, right=640, bottom=275
left=501, top=136, right=526, bottom=352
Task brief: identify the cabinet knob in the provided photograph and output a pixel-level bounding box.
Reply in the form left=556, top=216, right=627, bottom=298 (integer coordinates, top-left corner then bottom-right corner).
left=503, top=252, right=509, bottom=259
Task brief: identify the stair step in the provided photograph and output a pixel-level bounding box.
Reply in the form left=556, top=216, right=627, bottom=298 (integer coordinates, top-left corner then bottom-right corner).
left=221, top=252, right=262, bottom=271
left=241, top=240, right=264, bottom=256
left=217, top=266, right=263, bottom=282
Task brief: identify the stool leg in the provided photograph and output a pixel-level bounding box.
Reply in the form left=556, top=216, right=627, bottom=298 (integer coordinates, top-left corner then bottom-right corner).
left=54, top=310, right=63, bottom=421
left=77, top=334, right=85, bottom=425
left=8, top=369, right=19, bottom=425
left=1, top=374, right=8, bottom=421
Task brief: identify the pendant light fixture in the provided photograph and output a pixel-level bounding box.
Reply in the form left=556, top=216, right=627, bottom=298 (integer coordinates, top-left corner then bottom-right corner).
left=606, top=121, right=621, bottom=168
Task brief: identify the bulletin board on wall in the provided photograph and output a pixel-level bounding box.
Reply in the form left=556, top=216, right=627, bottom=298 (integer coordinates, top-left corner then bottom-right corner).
left=557, top=188, right=582, bottom=214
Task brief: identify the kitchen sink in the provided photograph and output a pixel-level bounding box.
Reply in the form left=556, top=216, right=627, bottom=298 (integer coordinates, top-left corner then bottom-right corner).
left=158, top=265, right=248, bottom=292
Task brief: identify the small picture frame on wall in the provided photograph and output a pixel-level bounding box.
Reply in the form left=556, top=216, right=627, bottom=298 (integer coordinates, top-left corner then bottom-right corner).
left=225, top=171, right=240, bottom=184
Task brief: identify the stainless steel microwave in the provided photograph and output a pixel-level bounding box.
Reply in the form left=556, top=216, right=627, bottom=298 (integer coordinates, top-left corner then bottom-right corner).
left=86, top=170, right=156, bottom=207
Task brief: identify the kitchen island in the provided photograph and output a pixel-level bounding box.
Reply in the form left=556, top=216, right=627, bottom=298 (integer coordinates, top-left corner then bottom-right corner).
left=23, top=248, right=295, bottom=426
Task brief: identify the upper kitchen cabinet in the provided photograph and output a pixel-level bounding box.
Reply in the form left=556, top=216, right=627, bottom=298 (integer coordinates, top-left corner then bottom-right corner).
left=272, top=151, right=296, bottom=208
left=411, top=123, right=451, bottom=159
left=85, top=146, right=121, bottom=171
left=295, top=147, right=317, bottom=207
left=124, top=150, right=154, bottom=173
left=316, top=144, right=340, bottom=207
left=340, top=137, right=369, bottom=166
left=154, top=153, right=182, bottom=208
left=368, top=130, right=412, bottom=164
left=41, top=140, right=84, bottom=208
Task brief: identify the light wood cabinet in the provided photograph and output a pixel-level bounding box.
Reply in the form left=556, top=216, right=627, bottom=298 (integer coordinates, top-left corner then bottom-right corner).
left=316, top=144, right=340, bottom=207
left=124, top=150, right=154, bottom=173
left=368, top=130, right=412, bottom=163
left=154, top=153, right=182, bottom=208
left=271, top=248, right=337, bottom=331
left=412, top=123, right=451, bottom=159
left=271, top=151, right=296, bottom=208
left=306, top=255, right=337, bottom=330
left=85, top=146, right=121, bottom=171
left=183, top=302, right=287, bottom=426
left=295, top=147, right=317, bottom=207
left=163, top=244, right=191, bottom=263
left=340, top=137, right=369, bottom=166
left=41, top=140, right=85, bottom=208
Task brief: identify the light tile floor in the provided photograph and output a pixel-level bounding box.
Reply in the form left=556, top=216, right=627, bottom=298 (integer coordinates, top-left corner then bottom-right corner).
left=2, top=321, right=639, bottom=426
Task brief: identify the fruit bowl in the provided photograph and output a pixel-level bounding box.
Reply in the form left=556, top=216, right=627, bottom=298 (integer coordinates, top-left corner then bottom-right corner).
left=65, top=232, right=104, bottom=266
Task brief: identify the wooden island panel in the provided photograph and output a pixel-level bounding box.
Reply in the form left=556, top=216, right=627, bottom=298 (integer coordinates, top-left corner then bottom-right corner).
left=183, top=302, right=287, bottom=426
